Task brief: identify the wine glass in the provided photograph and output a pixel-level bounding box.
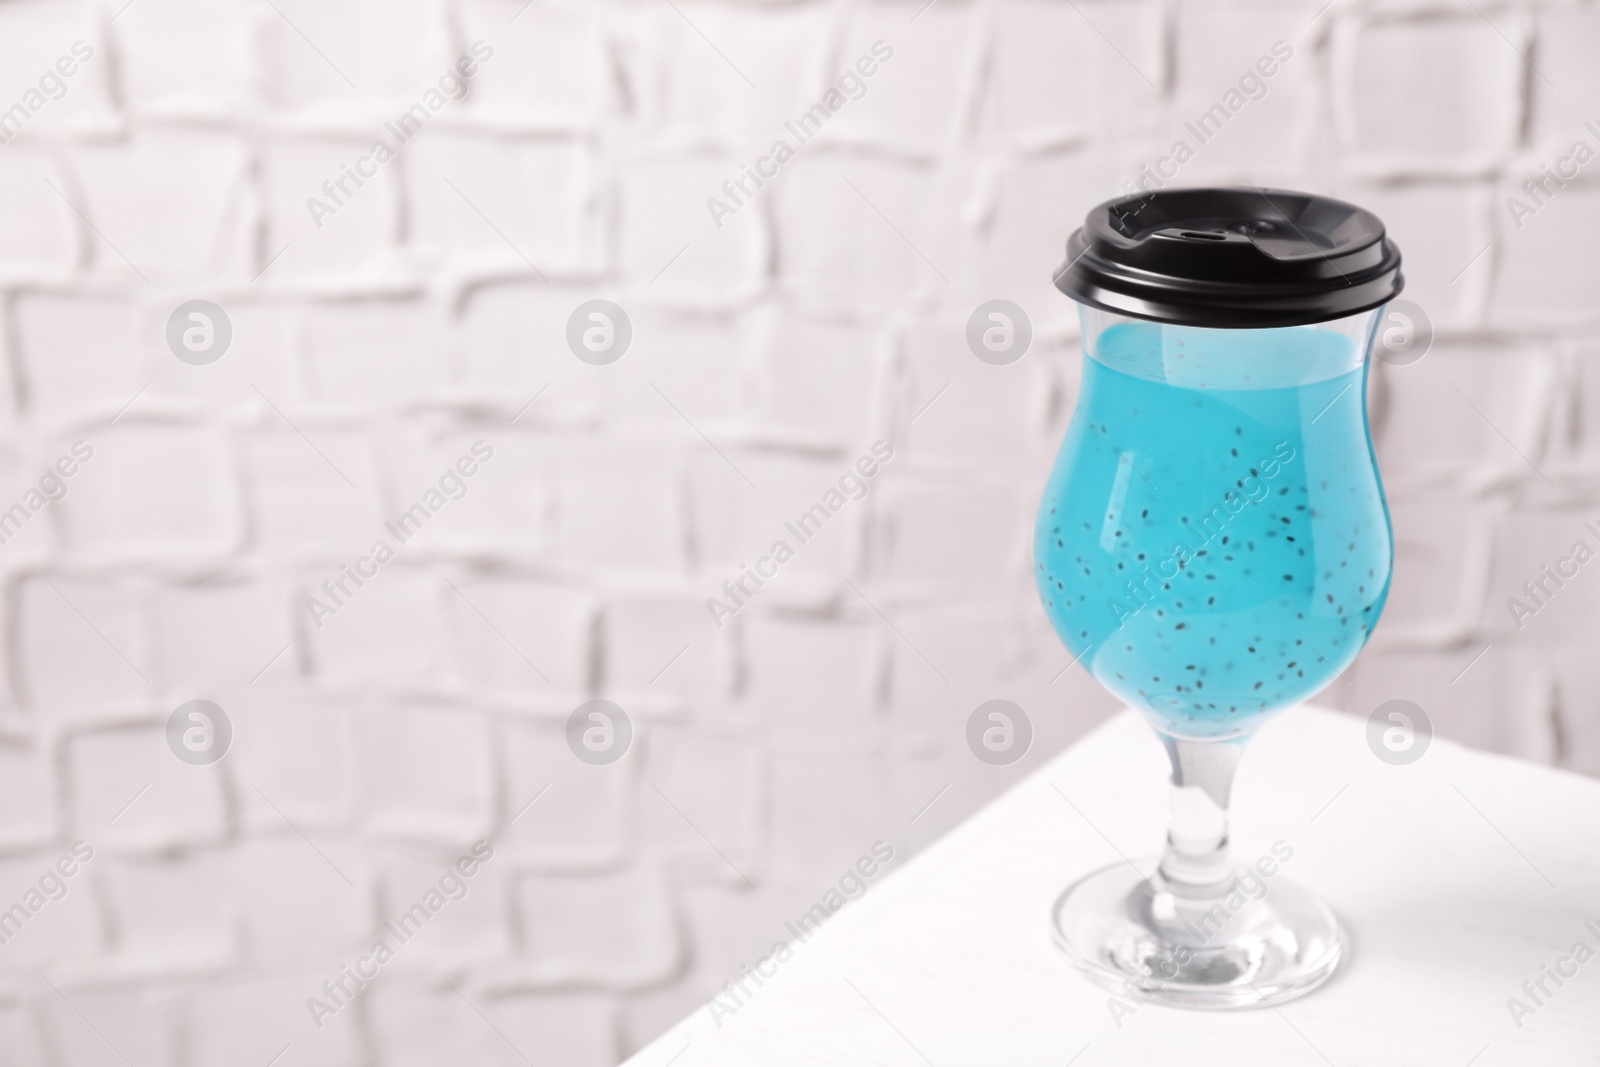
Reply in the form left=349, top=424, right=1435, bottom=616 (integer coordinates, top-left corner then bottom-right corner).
left=1037, top=188, right=1401, bottom=1007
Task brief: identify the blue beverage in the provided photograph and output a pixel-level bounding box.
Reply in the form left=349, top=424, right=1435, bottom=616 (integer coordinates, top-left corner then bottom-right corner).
left=1041, top=188, right=1401, bottom=1006
left=1035, top=319, right=1392, bottom=740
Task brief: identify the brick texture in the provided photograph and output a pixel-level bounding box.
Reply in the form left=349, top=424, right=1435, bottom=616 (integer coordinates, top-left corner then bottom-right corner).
left=0, top=1, right=1593, bottom=1063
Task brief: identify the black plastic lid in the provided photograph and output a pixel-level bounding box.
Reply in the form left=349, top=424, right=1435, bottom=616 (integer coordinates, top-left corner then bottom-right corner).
left=1054, top=187, right=1404, bottom=329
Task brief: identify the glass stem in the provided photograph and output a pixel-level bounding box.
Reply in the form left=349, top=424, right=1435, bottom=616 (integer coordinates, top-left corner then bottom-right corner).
left=1157, top=735, right=1245, bottom=891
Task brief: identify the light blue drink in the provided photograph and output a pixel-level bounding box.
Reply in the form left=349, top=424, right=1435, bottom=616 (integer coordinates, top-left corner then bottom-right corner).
left=1035, top=318, right=1392, bottom=740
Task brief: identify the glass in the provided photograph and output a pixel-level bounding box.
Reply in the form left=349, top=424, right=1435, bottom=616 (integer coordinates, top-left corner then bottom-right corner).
left=1035, top=304, right=1392, bottom=1007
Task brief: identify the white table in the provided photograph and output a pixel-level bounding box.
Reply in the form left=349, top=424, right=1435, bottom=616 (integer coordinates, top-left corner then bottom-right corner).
left=625, top=706, right=1600, bottom=1066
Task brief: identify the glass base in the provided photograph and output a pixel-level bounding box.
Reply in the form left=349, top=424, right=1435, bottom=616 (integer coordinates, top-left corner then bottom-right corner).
left=1051, top=859, right=1344, bottom=1009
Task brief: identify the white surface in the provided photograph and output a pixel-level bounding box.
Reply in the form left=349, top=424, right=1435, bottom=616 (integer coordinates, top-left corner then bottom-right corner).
left=626, top=707, right=1600, bottom=1066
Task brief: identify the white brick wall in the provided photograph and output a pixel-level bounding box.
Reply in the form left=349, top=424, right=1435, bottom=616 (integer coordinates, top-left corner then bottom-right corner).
left=0, top=0, right=1594, bottom=1063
